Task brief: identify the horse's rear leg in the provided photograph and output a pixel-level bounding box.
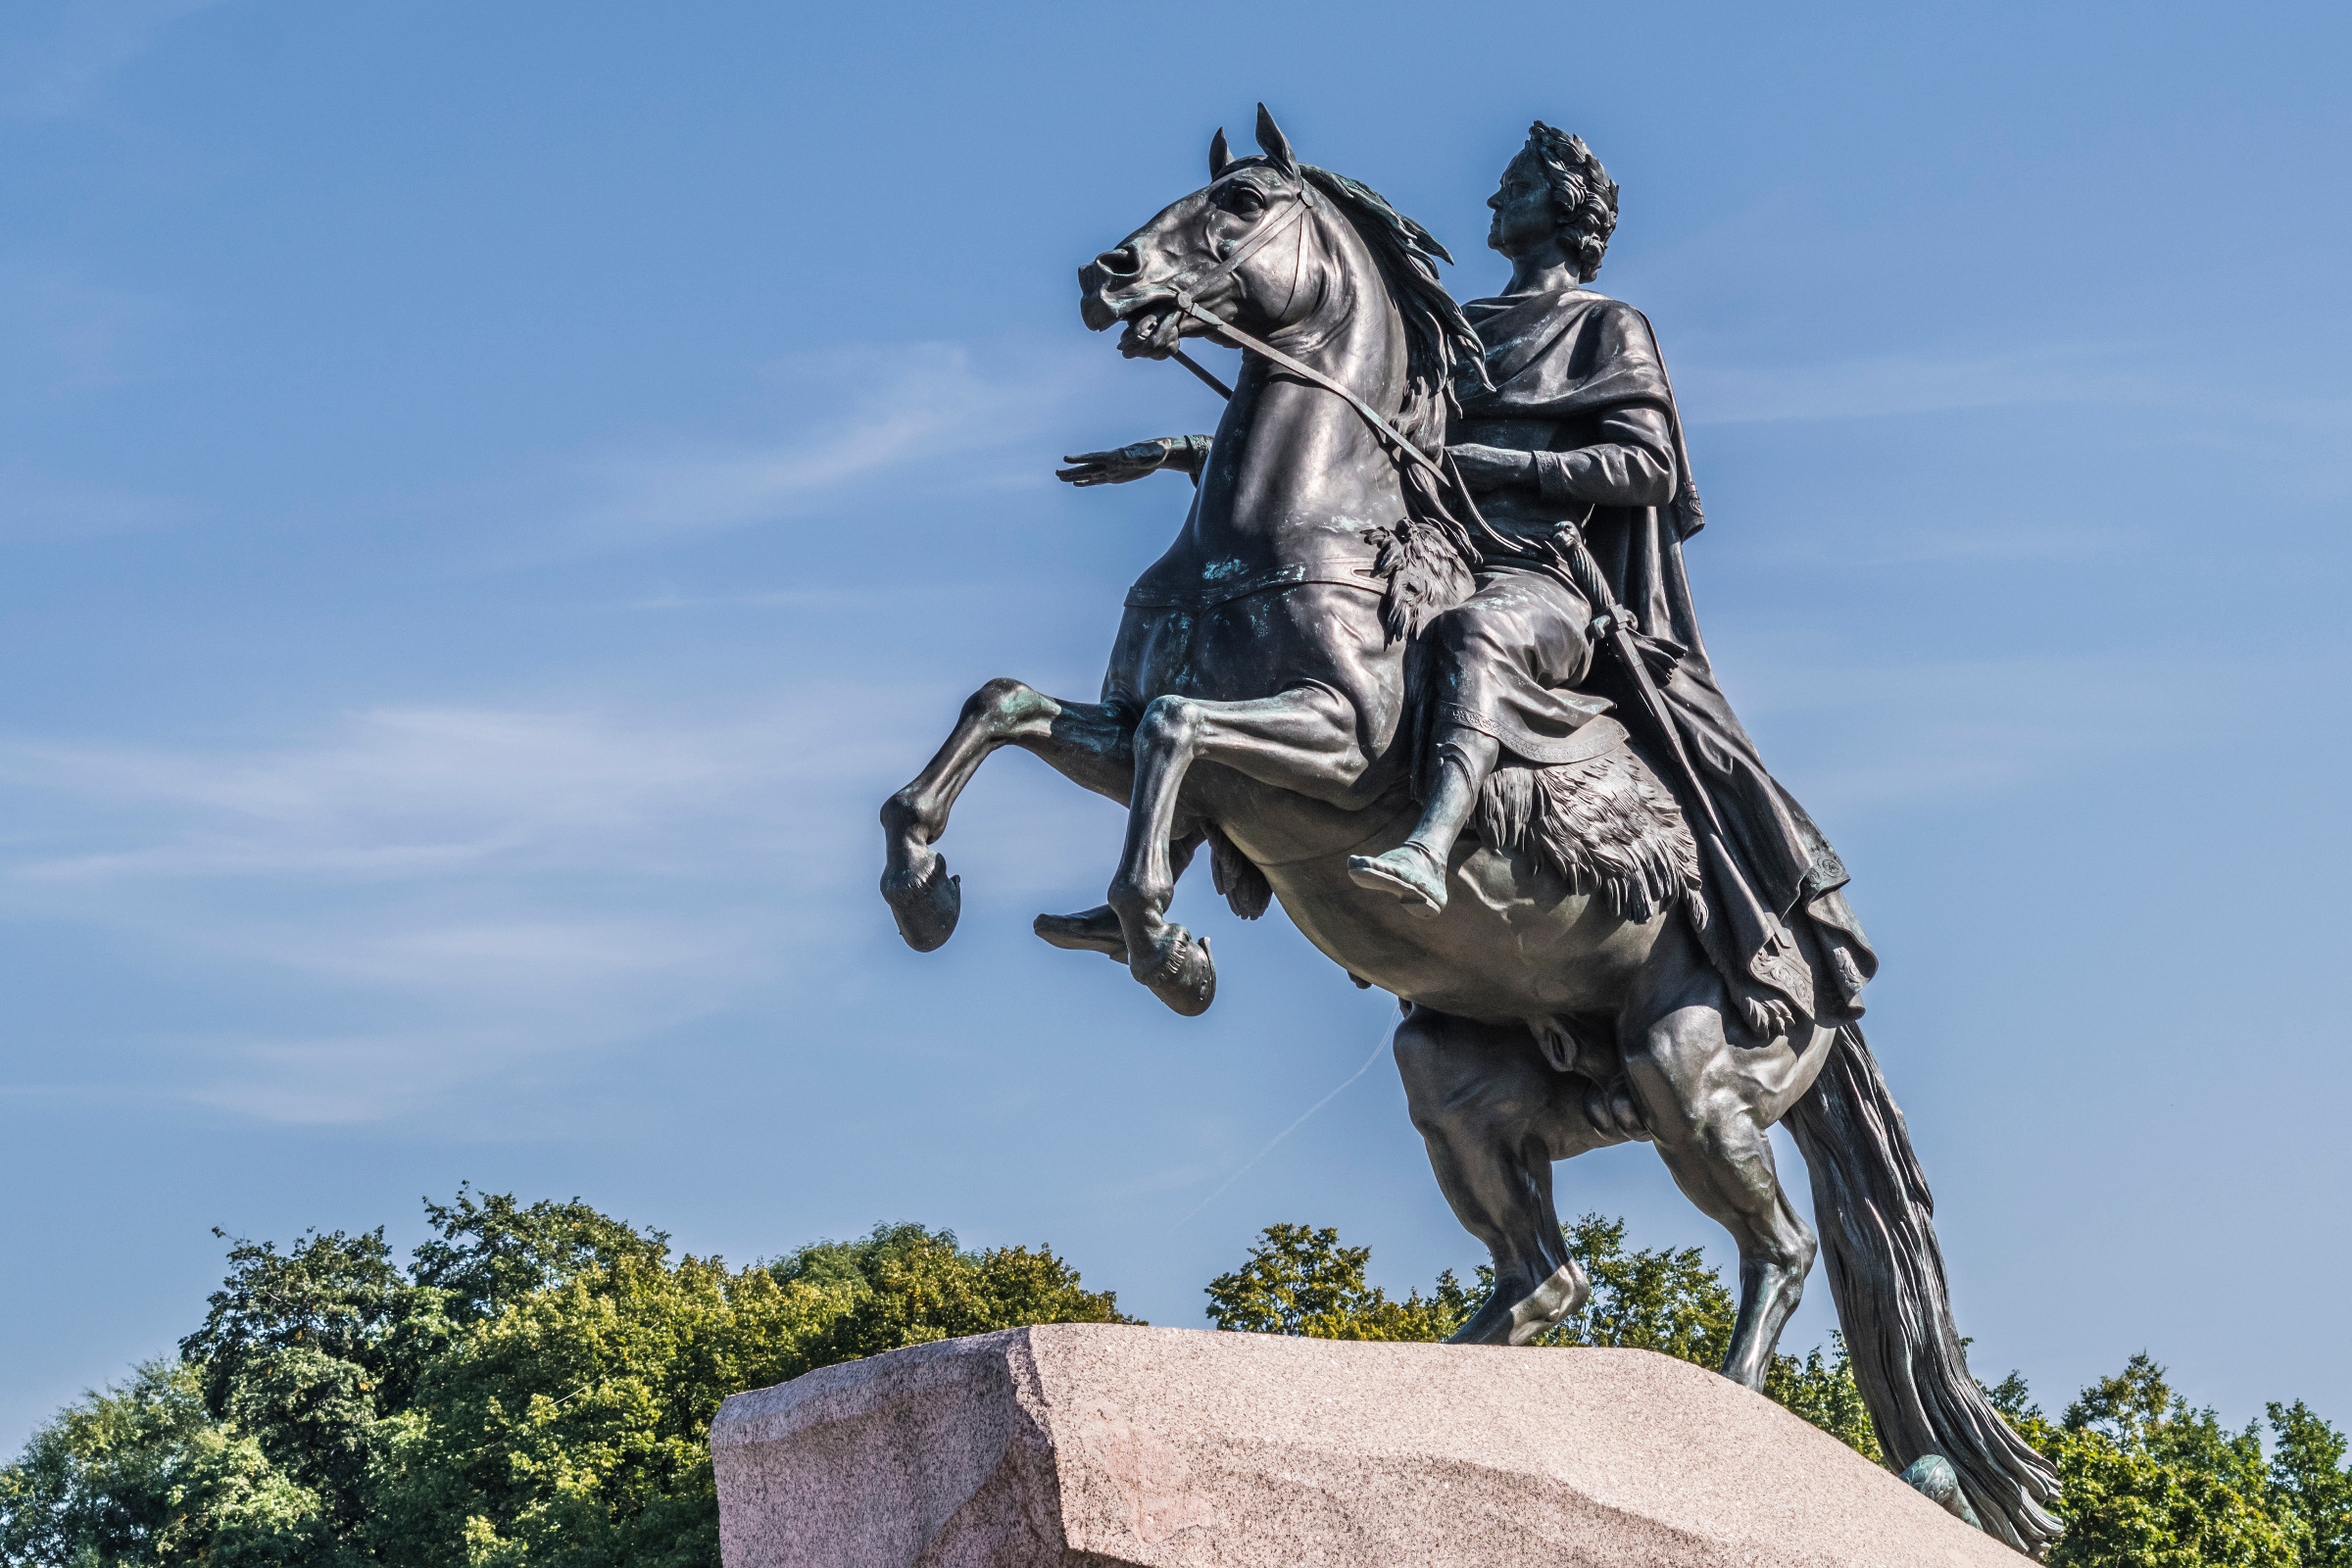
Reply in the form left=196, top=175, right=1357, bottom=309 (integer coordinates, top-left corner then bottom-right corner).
left=1624, top=947, right=1821, bottom=1390
left=1395, top=1005, right=1634, bottom=1346
left=880, top=679, right=1130, bottom=951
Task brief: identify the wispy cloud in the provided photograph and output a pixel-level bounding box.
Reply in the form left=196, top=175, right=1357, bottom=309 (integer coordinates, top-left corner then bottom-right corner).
left=0, top=682, right=1124, bottom=1123
left=0, top=466, right=197, bottom=542
left=0, top=701, right=851, bottom=883
left=177, top=1028, right=565, bottom=1125
left=0, top=0, right=233, bottom=121
left=0, top=267, right=163, bottom=399
left=525, top=340, right=1098, bottom=558
left=1721, top=643, right=2243, bottom=813
left=1678, top=343, right=2171, bottom=426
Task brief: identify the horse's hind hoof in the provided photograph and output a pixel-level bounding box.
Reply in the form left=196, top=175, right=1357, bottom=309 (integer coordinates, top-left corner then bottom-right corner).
left=1137, top=929, right=1215, bottom=1016
left=882, top=853, right=961, bottom=952
left=1446, top=1261, right=1589, bottom=1347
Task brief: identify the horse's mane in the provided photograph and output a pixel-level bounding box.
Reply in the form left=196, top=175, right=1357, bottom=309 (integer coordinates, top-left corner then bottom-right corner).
left=1298, top=164, right=1488, bottom=456
left=1292, top=164, right=1491, bottom=629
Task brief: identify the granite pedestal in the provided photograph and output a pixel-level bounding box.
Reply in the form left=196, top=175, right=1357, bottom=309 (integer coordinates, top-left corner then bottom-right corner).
left=710, top=1323, right=2022, bottom=1567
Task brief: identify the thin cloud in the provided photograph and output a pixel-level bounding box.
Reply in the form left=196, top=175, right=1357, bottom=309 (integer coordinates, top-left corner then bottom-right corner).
left=1723, top=644, right=2244, bottom=812
left=1679, top=344, right=2168, bottom=426
left=0, top=268, right=163, bottom=399
left=540, top=341, right=1098, bottom=557
left=0, top=702, right=848, bottom=883
left=0, top=466, right=198, bottom=542
left=0, top=0, right=233, bottom=121
left=0, top=682, right=1124, bottom=1125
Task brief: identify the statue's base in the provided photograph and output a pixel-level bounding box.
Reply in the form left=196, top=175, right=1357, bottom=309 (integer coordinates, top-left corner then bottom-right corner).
left=710, top=1323, right=2019, bottom=1566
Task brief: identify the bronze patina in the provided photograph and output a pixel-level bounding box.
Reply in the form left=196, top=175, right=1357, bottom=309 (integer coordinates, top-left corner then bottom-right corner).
left=879, top=109, right=2060, bottom=1552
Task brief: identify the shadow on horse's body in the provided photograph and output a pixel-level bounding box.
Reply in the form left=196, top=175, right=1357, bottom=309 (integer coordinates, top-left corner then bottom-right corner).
left=879, top=109, right=2059, bottom=1553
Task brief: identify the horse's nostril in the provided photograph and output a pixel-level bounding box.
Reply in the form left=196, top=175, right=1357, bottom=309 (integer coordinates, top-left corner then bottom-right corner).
left=1094, top=246, right=1141, bottom=278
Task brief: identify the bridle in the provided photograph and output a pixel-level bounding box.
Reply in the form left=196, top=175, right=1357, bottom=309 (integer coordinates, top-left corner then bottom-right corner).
left=1153, top=166, right=1450, bottom=486
left=1122, top=160, right=1723, bottom=850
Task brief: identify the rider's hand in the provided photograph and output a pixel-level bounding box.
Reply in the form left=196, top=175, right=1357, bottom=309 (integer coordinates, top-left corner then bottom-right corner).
left=1056, top=437, right=1205, bottom=487
left=1446, top=443, right=1540, bottom=492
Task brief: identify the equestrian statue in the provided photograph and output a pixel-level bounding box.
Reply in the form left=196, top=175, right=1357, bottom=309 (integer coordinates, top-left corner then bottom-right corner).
left=878, top=107, right=2061, bottom=1552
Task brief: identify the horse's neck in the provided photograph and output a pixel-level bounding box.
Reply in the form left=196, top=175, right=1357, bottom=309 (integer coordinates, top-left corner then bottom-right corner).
left=1191, top=252, right=1409, bottom=572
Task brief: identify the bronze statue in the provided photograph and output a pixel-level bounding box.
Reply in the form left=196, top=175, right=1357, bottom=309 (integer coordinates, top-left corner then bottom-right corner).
left=879, top=109, right=2059, bottom=1552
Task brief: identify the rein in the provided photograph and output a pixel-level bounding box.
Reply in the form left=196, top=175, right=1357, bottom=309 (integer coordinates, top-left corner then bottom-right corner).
left=1162, top=171, right=1447, bottom=485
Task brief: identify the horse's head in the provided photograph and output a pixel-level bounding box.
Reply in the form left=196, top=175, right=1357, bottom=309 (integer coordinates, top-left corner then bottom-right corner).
left=1077, top=105, right=1336, bottom=360
left=1079, top=107, right=1482, bottom=466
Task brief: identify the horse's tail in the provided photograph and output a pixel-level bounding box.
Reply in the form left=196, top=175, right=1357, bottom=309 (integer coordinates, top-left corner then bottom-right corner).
left=1783, top=1024, right=2063, bottom=1555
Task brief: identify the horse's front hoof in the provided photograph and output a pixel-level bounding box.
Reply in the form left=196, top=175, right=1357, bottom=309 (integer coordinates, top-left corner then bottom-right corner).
left=882, top=852, right=961, bottom=952
left=1136, top=929, right=1215, bottom=1016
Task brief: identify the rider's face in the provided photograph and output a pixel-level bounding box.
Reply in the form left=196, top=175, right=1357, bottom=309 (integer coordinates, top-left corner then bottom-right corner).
left=1487, top=151, right=1558, bottom=261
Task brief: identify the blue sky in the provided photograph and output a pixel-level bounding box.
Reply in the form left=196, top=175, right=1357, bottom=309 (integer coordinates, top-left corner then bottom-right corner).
left=3, top=0, right=2347, bottom=1449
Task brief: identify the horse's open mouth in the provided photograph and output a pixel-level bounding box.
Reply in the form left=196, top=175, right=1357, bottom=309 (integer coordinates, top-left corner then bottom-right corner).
left=1115, top=307, right=1178, bottom=358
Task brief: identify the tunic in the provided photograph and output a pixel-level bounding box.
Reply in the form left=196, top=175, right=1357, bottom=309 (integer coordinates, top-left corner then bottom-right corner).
left=1436, top=287, right=1877, bottom=1023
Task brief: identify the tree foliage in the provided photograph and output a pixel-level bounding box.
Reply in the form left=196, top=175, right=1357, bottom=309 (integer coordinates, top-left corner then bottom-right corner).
left=9, top=1200, right=2349, bottom=1567
left=1999, top=1353, right=2334, bottom=1568
left=0, top=1196, right=1125, bottom=1567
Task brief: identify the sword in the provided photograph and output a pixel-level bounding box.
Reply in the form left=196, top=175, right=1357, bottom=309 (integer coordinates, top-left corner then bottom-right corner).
left=1543, top=517, right=1727, bottom=841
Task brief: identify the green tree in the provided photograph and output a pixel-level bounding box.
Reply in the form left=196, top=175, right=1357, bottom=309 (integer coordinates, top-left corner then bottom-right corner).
left=1541, top=1214, right=1736, bottom=1364
left=411, top=1185, right=673, bottom=1325
left=1765, top=1338, right=1881, bottom=1461
left=1, top=1201, right=1128, bottom=1568
left=1202, top=1223, right=1473, bottom=1341
left=2028, top=1354, right=2298, bottom=1568
left=2267, top=1399, right=2352, bottom=1567
left=0, top=1360, right=217, bottom=1566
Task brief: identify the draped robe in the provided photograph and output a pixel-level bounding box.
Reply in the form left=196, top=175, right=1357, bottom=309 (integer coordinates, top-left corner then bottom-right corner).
left=1452, top=288, right=1876, bottom=1023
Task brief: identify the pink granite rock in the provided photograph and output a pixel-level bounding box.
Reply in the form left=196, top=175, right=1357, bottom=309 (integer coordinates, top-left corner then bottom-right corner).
left=710, top=1323, right=2026, bottom=1567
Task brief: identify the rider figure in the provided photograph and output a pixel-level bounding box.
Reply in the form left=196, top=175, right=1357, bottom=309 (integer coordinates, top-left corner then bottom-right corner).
left=1064, top=124, right=1669, bottom=918
left=1062, top=123, right=1875, bottom=1026
left=1347, top=122, right=1660, bottom=915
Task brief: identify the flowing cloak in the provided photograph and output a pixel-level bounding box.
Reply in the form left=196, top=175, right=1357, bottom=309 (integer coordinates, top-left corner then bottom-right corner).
left=1456, top=288, right=1877, bottom=1023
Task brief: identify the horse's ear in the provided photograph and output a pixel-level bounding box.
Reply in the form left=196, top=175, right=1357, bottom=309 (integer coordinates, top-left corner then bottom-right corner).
left=1209, top=126, right=1231, bottom=177
left=1254, top=103, right=1297, bottom=173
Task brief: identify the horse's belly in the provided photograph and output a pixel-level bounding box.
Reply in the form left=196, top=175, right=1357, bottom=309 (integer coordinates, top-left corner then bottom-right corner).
left=1261, top=841, right=1663, bottom=1023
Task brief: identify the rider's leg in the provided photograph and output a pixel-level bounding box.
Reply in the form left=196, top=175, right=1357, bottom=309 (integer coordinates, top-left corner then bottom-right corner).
left=1621, top=941, right=1820, bottom=1391
left=1108, top=683, right=1367, bottom=1014
left=1347, top=724, right=1498, bottom=916
left=881, top=678, right=1133, bottom=951
left=1348, top=573, right=1592, bottom=917
left=1394, top=1004, right=1632, bottom=1346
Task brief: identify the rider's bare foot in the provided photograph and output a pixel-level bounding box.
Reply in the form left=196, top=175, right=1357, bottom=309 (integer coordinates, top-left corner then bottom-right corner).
left=1033, top=906, right=1128, bottom=963
left=1348, top=842, right=1447, bottom=917
left=1446, top=1260, right=1589, bottom=1347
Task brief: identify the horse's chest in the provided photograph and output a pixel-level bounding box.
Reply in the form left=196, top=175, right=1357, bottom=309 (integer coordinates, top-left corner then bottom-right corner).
left=1105, top=582, right=1399, bottom=710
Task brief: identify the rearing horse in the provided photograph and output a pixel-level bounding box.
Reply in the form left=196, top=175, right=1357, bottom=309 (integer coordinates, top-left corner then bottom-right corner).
left=878, top=109, right=2059, bottom=1553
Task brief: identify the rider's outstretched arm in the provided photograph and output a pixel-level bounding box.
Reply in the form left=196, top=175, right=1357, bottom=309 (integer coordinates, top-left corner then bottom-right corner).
left=1055, top=435, right=1212, bottom=487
